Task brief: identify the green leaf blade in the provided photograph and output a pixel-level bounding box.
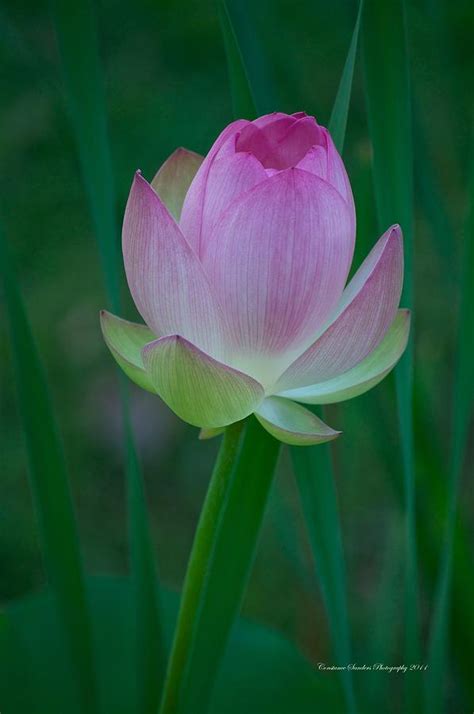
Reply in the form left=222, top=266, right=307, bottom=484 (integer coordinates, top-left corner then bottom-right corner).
left=50, top=0, right=120, bottom=312
left=362, top=1, right=420, bottom=710
left=289, top=8, right=364, bottom=712
left=50, top=0, right=166, bottom=709
left=328, top=0, right=363, bottom=153
left=291, top=441, right=356, bottom=714
left=218, top=0, right=257, bottom=120
left=0, top=226, right=99, bottom=714
left=424, top=128, right=474, bottom=713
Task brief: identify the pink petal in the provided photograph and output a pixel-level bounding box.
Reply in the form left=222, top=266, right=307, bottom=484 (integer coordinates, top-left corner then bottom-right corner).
left=179, top=119, right=249, bottom=255
left=202, top=168, right=355, bottom=361
left=236, top=115, right=321, bottom=170
left=296, top=128, right=355, bottom=225
left=321, top=127, right=355, bottom=211
left=251, top=113, right=300, bottom=145
left=273, top=116, right=322, bottom=169
left=122, top=172, right=228, bottom=359
left=276, top=310, right=411, bottom=404
left=234, top=124, right=276, bottom=166
left=253, top=112, right=298, bottom=130
left=274, top=225, right=404, bottom=392
left=296, top=144, right=328, bottom=177
left=195, top=151, right=268, bottom=251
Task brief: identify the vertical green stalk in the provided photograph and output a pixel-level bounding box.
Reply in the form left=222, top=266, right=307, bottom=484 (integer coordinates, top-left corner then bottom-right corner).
left=181, top=419, right=280, bottom=714
left=122, top=384, right=167, bottom=714
left=0, top=226, right=98, bottom=714
left=160, top=418, right=280, bottom=714
left=218, top=0, right=257, bottom=120
left=413, top=105, right=453, bottom=263
left=425, top=129, right=474, bottom=713
left=50, top=0, right=165, bottom=708
left=328, top=0, right=363, bottom=153
left=291, top=442, right=356, bottom=714
left=49, top=0, right=119, bottom=310
left=159, top=419, right=280, bottom=714
left=289, top=8, right=364, bottom=712
left=364, top=520, right=403, bottom=709
left=363, top=1, right=420, bottom=709
left=159, top=421, right=244, bottom=714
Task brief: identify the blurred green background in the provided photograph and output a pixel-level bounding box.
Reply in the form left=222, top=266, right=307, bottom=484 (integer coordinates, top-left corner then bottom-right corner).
left=1, top=0, right=473, bottom=711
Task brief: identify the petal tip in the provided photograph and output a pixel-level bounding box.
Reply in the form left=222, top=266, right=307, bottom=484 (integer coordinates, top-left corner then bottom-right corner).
left=99, top=309, right=113, bottom=330
left=129, top=167, right=176, bottom=218
left=132, top=170, right=154, bottom=194
left=400, top=308, right=412, bottom=334
left=141, top=335, right=165, bottom=360
left=388, top=223, right=402, bottom=240
left=174, top=146, right=202, bottom=159
left=131, top=169, right=150, bottom=194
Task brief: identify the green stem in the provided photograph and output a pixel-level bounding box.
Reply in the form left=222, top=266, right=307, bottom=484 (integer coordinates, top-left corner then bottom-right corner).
left=179, top=417, right=280, bottom=713
left=159, top=420, right=245, bottom=714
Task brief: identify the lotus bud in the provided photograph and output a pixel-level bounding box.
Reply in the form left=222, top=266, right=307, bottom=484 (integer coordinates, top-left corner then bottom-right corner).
left=101, top=112, right=410, bottom=445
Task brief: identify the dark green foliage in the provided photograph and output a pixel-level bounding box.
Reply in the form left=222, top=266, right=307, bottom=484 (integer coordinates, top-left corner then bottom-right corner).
left=0, top=576, right=344, bottom=713
left=49, top=0, right=166, bottom=709
left=363, top=2, right=420, bottom=709
left=0, top=227, right=98, bottom=714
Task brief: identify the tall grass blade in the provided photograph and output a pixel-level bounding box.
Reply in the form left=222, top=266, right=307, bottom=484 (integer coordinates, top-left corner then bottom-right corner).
left=218, top=0, right=257, bottom=120
left=363, top=519, right=402, bottom=709
left=424, top=128, right=474, bottom=713
left=413, top=106, right=453, bottom=263
left=291, top=9, right=364, bottom=712
left=291, top=443, right=356, bottom=713
left=363, top=1, right=420, bottom=709
left=50, top=0, right=166, bottom=708
left=328, top=0, right=363, bottom=153
left=122, top=393, right=167, bottom=714
left=221, top=0, right=279, bottom=114
left=49, top=0, right=120, bottom=311
left=0, top=225, right=98, bottom=714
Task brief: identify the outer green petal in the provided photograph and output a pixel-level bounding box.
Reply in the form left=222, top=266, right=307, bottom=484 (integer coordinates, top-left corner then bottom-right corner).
left=198, top=427, right=225, bottom=440
left=151, top=148, right=204, bottom=221
left=255, top=396, right=340, bottom=446
left=100, top=310, right=157, bottom=393
left=277, top=309, right=410, bottom=405
left=142, top=335, right=264, bottom=428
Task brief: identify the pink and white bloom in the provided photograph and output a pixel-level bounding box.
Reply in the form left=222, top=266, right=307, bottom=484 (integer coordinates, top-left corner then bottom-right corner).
left=100, top=112, right=410, bottom=445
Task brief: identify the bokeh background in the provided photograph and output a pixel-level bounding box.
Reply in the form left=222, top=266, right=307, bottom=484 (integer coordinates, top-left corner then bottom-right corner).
left=1, top=0, right=473, bottom=712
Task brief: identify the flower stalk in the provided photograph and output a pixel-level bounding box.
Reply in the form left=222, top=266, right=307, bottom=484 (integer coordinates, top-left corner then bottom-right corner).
left=160, top=417, right=280, bottom=713
left=159, top=420, right=244, bottom=713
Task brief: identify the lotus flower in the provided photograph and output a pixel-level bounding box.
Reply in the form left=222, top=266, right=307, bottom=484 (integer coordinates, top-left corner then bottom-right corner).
left=100, top=112, right=410, bottom=445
